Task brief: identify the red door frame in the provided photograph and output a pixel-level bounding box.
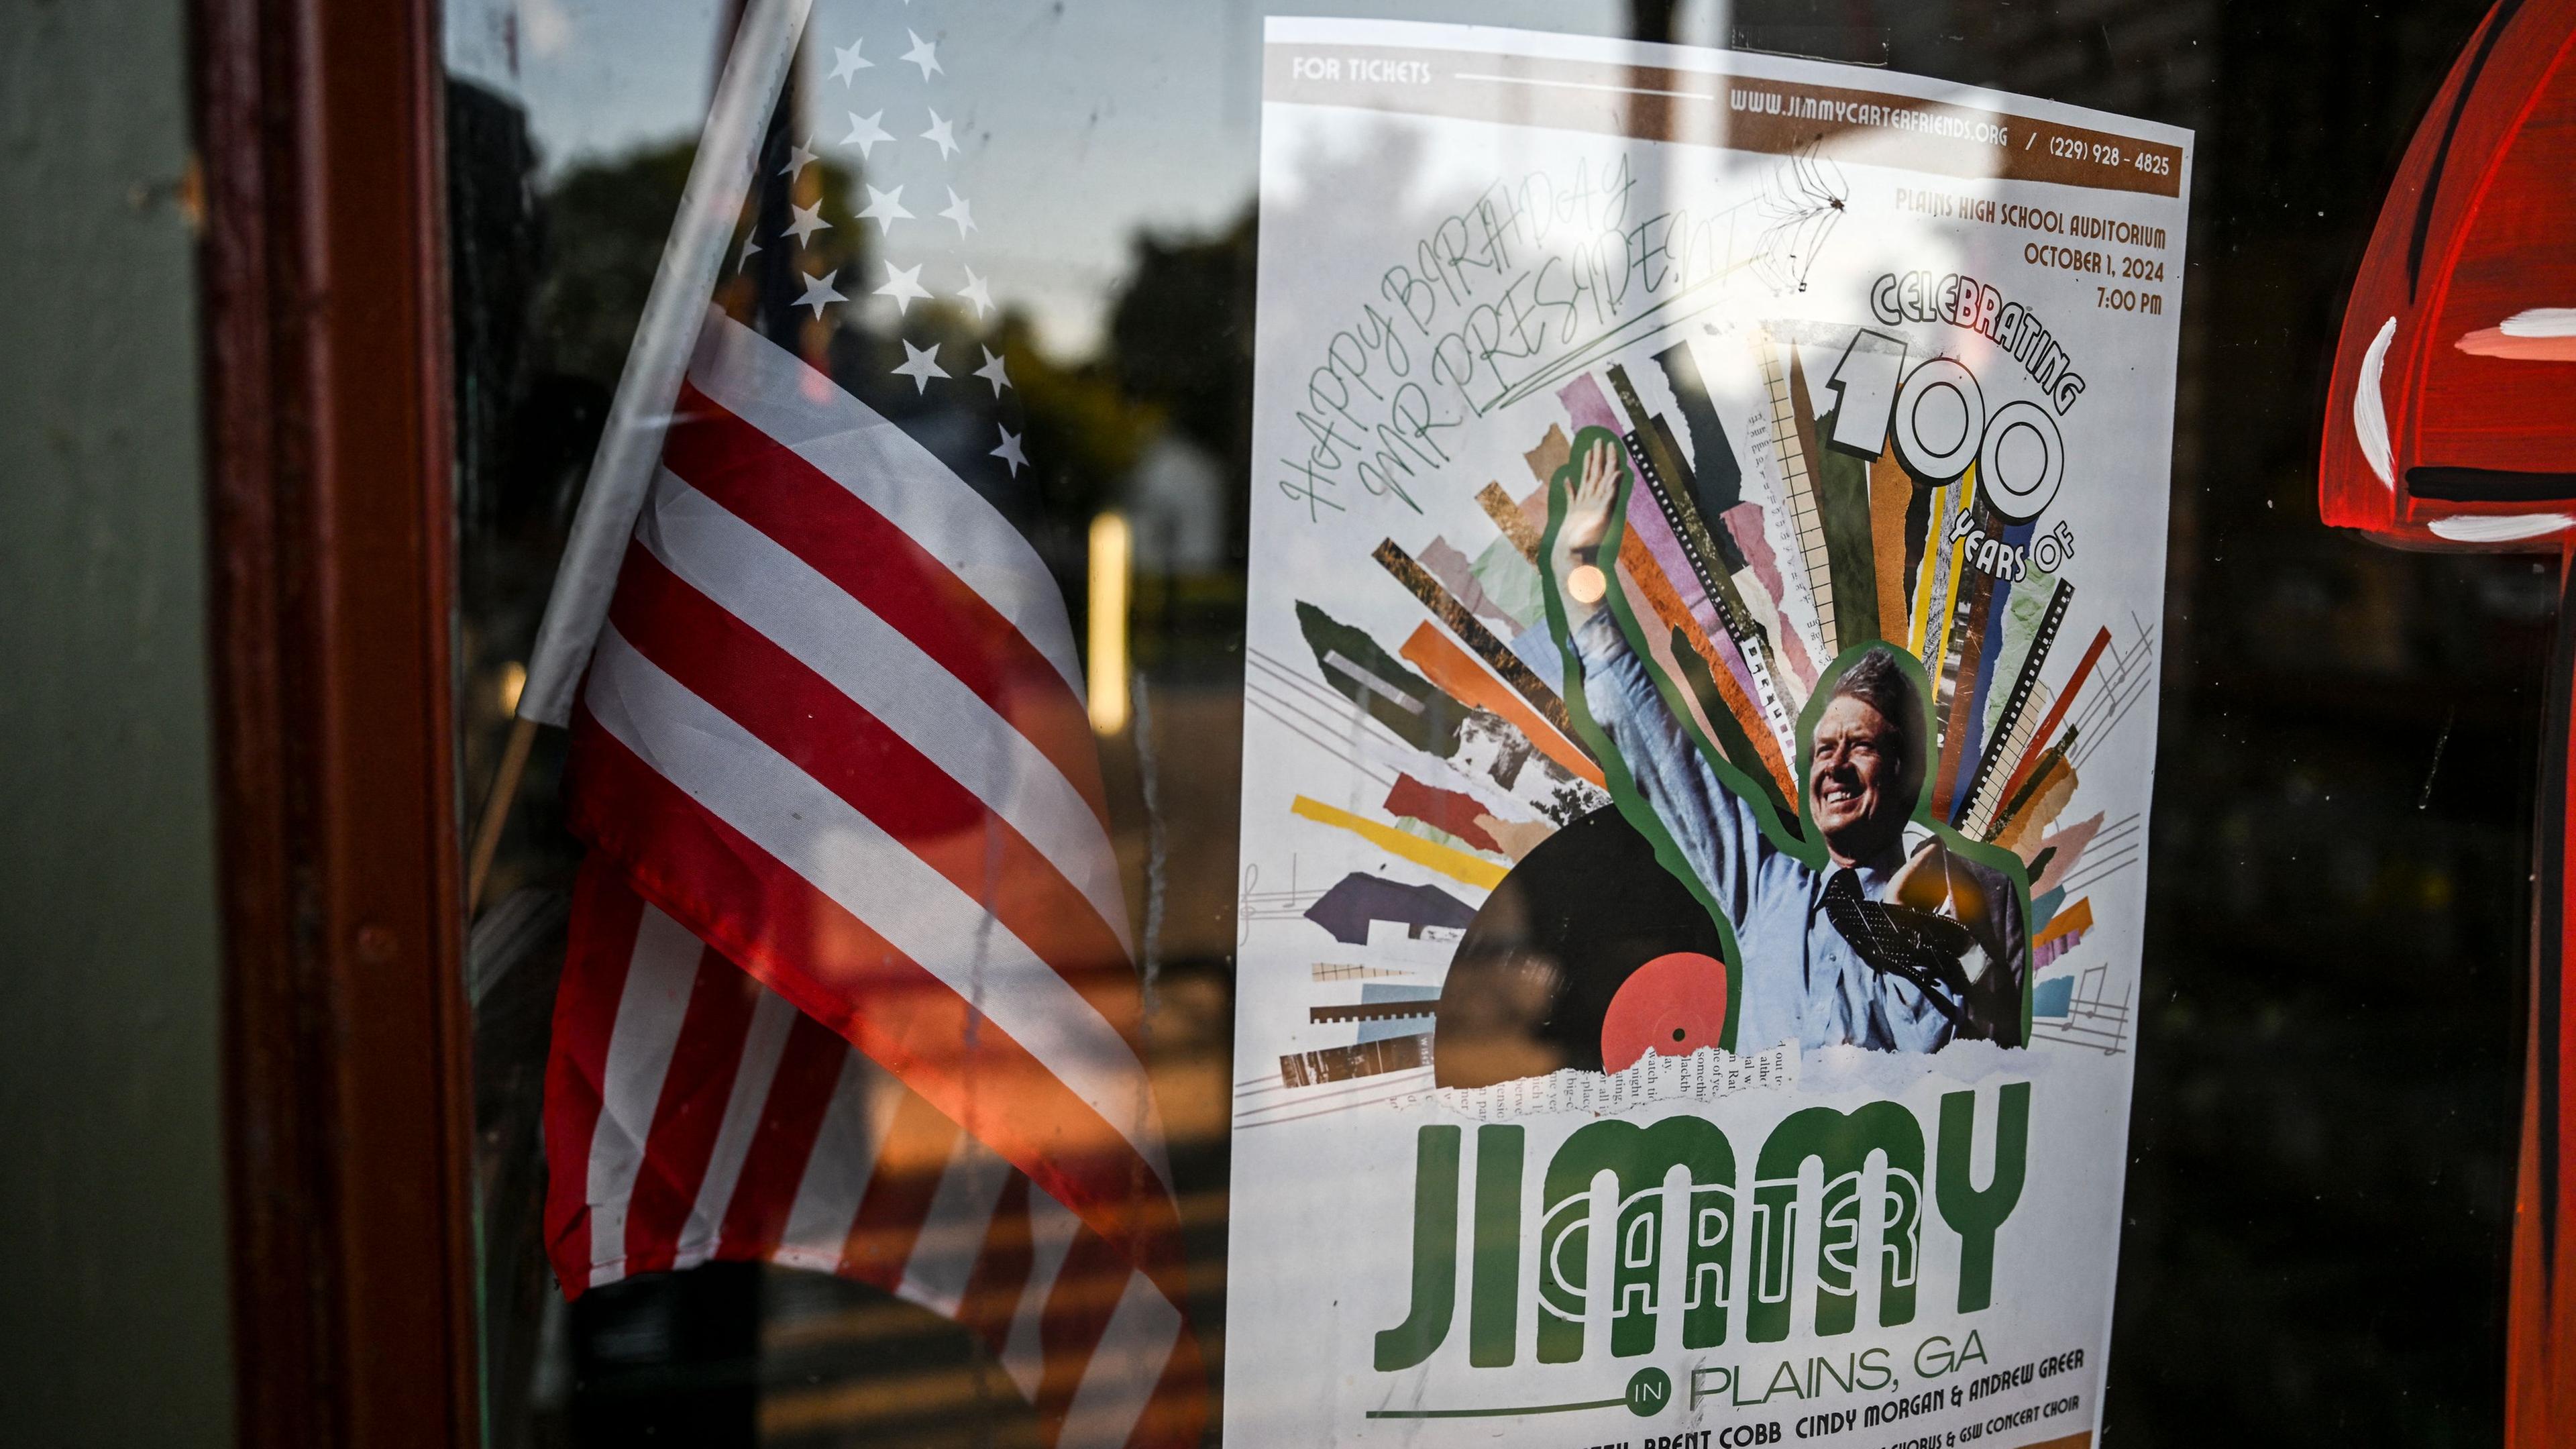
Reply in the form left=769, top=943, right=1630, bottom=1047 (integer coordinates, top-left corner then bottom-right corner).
left=193, top=0, right=480, bottom=1444
left=2314, top=1, right=2576, bottom=1440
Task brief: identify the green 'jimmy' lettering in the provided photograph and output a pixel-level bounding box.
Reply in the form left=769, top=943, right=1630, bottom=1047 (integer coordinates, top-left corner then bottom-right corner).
left=1536, top=1116, right=1737, bottom=1362
left=1748, top=1104, right=1925, bottom=1342
left=1936, top=1082, right=2031, bottom=1313
left=1469, top=1126, right=1524, bottom=1366
left=1377, top=1126, right=1461, bottom=1371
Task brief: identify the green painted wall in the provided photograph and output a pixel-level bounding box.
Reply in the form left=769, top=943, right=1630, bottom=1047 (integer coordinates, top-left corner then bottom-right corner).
left=0, top=0, right=233, bottom=1443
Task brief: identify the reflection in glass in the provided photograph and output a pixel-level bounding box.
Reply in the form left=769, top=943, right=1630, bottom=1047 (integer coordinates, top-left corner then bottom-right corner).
left=445, top=3, right=2531, bottom=1446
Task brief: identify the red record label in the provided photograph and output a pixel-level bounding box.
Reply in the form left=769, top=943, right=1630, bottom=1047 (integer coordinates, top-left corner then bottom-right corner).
left=1599, top=951, right=1730, bottom=1073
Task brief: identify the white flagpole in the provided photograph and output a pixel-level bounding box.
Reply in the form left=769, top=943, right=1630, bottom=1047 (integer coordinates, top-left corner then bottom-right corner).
left=519, top=0, right=813, bottom=727
left=470, top=0, right=812, bottom=907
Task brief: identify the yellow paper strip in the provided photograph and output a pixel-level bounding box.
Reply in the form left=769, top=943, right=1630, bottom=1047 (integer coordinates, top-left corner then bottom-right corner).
left=1291, top=796, right=1509, bottom=891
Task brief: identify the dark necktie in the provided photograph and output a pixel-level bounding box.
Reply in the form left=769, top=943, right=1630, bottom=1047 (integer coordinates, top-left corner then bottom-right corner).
left=1819, top=867, right=1973, bottom=1030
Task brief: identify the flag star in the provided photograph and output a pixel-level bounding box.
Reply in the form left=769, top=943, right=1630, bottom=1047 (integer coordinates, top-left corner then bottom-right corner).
left=784, top=199, right=831, bottom=247
left=827, top=38, right=873, bottom=85
left=903, top=30, right=943, bottom=79
left=736, top=228, right=763, bottom=272
left=973, top=345, right=1012, bottom=396
left=794, top=269, right=845, bottom=318
left=891, top=338, right=949, bottom=394
left=875, top=261, right=932, bottom=313
left=920, top=109, right=959, bottom=160
left=777, top=138, right=819, bottom=180
left=841, top=110, right=892, bottom=158
left=858, top=184, right=913, bottom=233
left=954, top=264, right=994, bottom=318
left=939, top=187, right=977, bottom=236
left=991, top=424, right=1027, bottom=477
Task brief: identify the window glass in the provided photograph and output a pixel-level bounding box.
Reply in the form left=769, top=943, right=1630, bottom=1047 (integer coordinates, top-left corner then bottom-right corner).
left=447, top=4, right=2532, bottom=1445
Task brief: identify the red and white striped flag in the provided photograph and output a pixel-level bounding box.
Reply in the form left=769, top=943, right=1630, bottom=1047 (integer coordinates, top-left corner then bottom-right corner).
left=504, top=7, right=1203, bottom=1439
left=539, top=303, right=1202, bottom=1448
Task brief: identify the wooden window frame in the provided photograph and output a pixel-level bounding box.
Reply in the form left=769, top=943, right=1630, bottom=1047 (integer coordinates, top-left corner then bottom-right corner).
left=193, top=0, right=480, bottom=1445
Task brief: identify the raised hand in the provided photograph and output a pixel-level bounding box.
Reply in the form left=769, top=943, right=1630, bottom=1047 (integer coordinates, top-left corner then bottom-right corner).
left=1548, top=437, right=1623, bottom=619
left=1559, top=436, right=1619, bottom=554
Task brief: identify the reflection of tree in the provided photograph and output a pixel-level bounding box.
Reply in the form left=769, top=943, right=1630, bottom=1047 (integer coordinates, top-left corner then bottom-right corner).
left=1002, top=312, right=1148, bottom=518
left=1096, top=209, right=1259, bottom=666
left=1627, top=0, right=1680, bottom=43
left=450, top=78, right=587, bottom=915
left=502, top=129, right=1263, bottom=651
left=539, top=145, right=873, bottom=390
left=451, top=78, right=545, bottom=533
left=533, top=140, right=696, bottom=384
left=1106, top=209, right=1256, bottom=527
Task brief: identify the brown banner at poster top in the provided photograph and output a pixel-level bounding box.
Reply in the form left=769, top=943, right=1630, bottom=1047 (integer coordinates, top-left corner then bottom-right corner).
left=1264, top=42, right=2186, bottom=201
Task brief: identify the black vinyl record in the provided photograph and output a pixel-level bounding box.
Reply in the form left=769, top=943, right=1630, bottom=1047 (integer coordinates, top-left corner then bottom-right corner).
left=1432, top=804, right=1728, bottom=1088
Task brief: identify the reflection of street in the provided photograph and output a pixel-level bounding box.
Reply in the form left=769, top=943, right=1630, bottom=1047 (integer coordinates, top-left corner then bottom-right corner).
left=504, top=827, right=1243, bottom=1449
left=743, top=974, right=1241, bottom=1449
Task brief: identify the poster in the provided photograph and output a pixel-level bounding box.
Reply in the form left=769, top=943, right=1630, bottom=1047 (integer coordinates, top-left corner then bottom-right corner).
left=1228, top=17, right=2190, bottom=1447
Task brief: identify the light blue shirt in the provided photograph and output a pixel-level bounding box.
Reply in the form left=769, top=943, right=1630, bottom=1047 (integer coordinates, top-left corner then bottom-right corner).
left=1573, top=612, right=1966, bottom=1053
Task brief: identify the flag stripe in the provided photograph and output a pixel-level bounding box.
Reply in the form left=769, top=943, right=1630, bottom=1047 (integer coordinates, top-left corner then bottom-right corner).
left=711, top=1009, right=855, bottom=1261
left=606, top=539, right=1142, bottom=1038
left=1004, top=1187, right=1087, bottom=1399
left=841, top=1087, right=960, bottom=1285
left=1128, top=1312, right=1210, bottom=1449
left=578, top=626, right=1167, bottom=1183
left=957, top=1173, right=1038, bottom=1349
left=898, top=1134, right=1018, bottom=1320
left=1060, top=1271, right=1185, bottom=1449
left=623, top=941, right=762, bottom=1277
left=682, top=309, right=1085, bottom=699
left=635, top=466, right=1132, bottom=954
left=568, top=688, right=1188, bottom=1305
left=677, top=986, right=799, bottom=1267
left=773, top=1047, right=898, bottom=1273
left=1036, top=1228, right=1134, bottom=1431
left=586, top=906, right=705, bottom=1283
left=543, top=865, right=649, bottom=1285
left=663, top=376, right=1107, bottom=835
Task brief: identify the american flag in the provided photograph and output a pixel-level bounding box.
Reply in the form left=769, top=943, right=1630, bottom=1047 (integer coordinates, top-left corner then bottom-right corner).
left=531, top=11, right=1201, bottom=1446
left=547, top=870, right=1197, bottom=1446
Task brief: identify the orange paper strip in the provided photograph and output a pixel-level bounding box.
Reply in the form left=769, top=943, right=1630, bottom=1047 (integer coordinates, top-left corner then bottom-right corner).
left=1399, top=623, right=1605, bottom=788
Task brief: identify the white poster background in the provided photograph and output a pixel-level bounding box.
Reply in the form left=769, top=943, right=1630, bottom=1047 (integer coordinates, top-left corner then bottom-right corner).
left=1230, top=19, right=2189, bottom=1446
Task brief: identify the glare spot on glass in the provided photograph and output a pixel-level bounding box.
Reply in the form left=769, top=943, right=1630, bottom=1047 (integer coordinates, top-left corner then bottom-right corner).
left=1087, top=512, right=1131, bottom=736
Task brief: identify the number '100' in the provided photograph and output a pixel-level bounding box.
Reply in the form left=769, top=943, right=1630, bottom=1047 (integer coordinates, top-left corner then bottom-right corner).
left=1821, top=330, right=2066, bottom=525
